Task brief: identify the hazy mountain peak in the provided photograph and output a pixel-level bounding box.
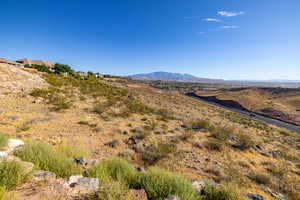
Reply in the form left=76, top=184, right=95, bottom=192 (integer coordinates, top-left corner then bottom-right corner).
left=128, top=71, right=222, bottom=82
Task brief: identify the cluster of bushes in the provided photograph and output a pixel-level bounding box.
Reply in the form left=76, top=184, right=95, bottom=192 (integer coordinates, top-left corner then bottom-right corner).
left=140, top=142, right=177, bottom=166
left=32, top=63, right=74, bottom=75
left=207, top=126, right=255, bottom=151
left=0, top=133, right=8, bottom=149
left=30, top=69, right=173, bottom=119
left=2, top=138, right=240, bottom=200
left=14, top=141, right=83, bottom=177
left=87, top=157, right=239, bottom=200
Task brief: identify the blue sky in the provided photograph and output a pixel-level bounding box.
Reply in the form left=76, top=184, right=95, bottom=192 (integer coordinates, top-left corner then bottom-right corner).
left=1, top=0, right=299, bottom=80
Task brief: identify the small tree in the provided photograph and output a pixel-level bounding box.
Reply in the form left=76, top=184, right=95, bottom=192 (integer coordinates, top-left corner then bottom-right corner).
left=53, top=63, right=73, bottom=74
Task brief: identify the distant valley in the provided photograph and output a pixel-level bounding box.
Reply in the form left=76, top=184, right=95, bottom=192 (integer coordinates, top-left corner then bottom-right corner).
left=128, top=71, right=300, bottom=88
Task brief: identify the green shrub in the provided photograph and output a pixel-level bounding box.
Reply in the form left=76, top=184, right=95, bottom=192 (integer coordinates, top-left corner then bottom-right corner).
left=0, top=134, right=8, bottom=149
left=133, top=129, right=151, bottom=140
left=204, top=139, right=224, bottom=151
left=136, top=167, right=198, bottom=200
left=51, top=96, right=72, bottom=111
left=154, top=108, right=174, bottom=120
left=176, top=131, right=194, bottom=142
left=56, top=142, right=89, bottom=158
left=234, top=133, right=255, bottom=150
left=87, top=157, right=137, bottom=185
left=31, top=64, right=52, bottom=73
left=189, top=120, right=211, bottom=131
left=201, top=184, right=239, bottom=200
left=17, top=123, right=31, bottom=132
left=141, top=142, right=176, bottom=165
left=53, top=63, right=73, bottom=74
left=248, top=172, right=271, bottom=185
left=93, top=101, right=113, bottom=115
left=210, top=127, right=232, bottom=141
left=90, top=180, right=132, bottom=200
left=0, top=161, right=27, bottom=190
left=144, top=120, right=158, bottom=131
left=14, top=141, right=82, bottom=178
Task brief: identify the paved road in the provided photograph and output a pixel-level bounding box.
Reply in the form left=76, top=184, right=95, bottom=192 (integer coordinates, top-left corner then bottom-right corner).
left=186, top=93, right=300, bottom=133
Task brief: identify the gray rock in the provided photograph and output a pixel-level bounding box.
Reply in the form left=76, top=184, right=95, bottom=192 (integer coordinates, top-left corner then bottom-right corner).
left=6, top=139, right=24, bottom=153
left=246, top=193, right=264, bottom=200
left=192, top=181, right=205, bottom=193
left=127, top=135, right=140, bottom=145
left=33, top=170, right=56, bottom=179
left=253, top=145, right=270, bottom=157
left=77, top=177, right=99, bottom=191
left=67, top=175, right=83, bottom=186
left=74, top=157, right=86, bottom=165
left=165, top=195, right=180, bottom=200
left=264, top=187, right=285, bottom=200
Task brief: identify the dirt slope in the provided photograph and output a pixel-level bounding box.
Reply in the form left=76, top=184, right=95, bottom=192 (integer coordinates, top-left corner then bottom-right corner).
left=0, top=63, right=47, bottom=94
left=199, top=88, right=300, bottom=125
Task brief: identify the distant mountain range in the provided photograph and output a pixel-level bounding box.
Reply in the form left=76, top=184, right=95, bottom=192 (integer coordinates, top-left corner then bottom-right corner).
left=128, top=71, right=223, bottom=83
left=128, top=71, right=300, bottom=87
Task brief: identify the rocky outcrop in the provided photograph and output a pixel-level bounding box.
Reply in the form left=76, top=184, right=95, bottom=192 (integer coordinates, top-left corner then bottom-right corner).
left=0, top=63, right=48, bottom=94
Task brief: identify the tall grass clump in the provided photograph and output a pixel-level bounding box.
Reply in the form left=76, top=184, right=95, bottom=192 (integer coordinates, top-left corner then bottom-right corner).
left=136, top=167, right=198, bottom=200
left=189, top=120, right=211, bottom=131
left=201, top=184, right=239, bottom=200
left=0, top=134, right=8, bottom=149
left=14, top=141, right=82, bottom=178
left=87, top=157, right=137, bottom=185
left=90, top=180, right=133, bottom=200
left=56, top=141, right=89, bottom=158
left=0, top=161, right=27, bottom=190
left=210, top=127, right=232, bottom=141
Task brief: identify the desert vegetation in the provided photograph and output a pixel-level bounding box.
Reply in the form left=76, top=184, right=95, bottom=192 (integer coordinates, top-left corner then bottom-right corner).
left=0, top=62, right=299, bottom=199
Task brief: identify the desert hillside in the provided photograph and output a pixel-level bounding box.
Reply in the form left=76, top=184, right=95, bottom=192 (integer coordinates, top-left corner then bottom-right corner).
left=198, top=88, right=300, bottom=126
left=0, top=62, right=299, bottom=200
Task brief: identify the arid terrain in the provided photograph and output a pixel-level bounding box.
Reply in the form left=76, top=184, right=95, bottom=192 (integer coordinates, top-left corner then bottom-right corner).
left=197, top=88, right=300, bottom=126
left=0, top=62, right=299, bottom=200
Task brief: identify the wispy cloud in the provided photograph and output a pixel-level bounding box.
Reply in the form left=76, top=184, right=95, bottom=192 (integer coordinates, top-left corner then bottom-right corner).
left=220, top=25, right=239, bottom=29
left=204, top=18, right=221, bottom=22
left=217, top=11, right=244, bottom=17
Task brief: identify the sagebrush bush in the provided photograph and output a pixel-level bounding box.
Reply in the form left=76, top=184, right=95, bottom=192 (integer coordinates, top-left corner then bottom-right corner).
left=136, top=167, right=198, bottom=200
left=248, top=172, right=271, bottom=185
left=210, top=127, right=232, bottom=141
left=234, top=133, right=255, bottom=150
left=0, top=161, right=27, bottom=190
left=55, top=141, right=89, bottom=158
left=0, top=134, right=8, bottom=149
left=90, top=180, right=132, bottom=200
left=87, top=157, right=137, bottom=185
left=141, top=142, right=176, bottom=165
left=201, top=184, right=239, bottom=200
left=204, top=139, right=224, bottom=151
left=15, top=141, right=82, bottom=178
left=189, top=120, right=211, bottom=131
left=51, top=96, right=72, bottom=111
left=176, top=131, right=194, bottom=142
